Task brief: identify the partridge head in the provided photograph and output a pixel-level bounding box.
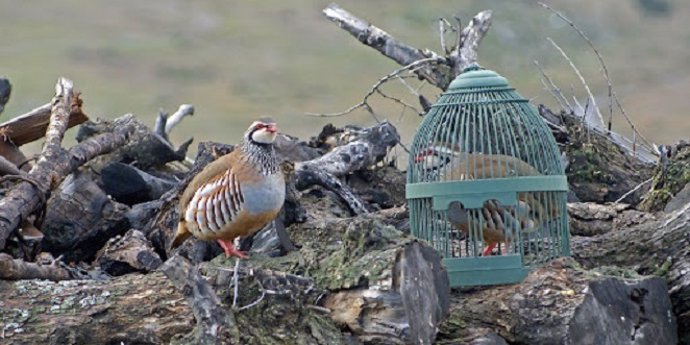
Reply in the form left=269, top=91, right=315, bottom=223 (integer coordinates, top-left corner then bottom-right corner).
left=170, top=118, right=286, bottom=258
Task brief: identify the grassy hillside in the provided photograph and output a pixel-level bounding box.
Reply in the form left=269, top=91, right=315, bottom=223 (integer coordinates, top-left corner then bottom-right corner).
left=1, top=0, right=689, bottom=155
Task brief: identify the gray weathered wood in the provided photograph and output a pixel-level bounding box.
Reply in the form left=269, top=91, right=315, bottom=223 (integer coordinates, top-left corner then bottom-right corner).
left=160, top=254, right=239, bottom=345
left=437, top=258, right=677, bottom=345
left=323, top=4, right=492, bottom=90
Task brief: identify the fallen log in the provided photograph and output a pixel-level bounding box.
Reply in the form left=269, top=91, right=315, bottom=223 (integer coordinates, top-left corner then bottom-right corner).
left=0, top=253, right=72, bottom=281
left=40, top=171, right=131, bottom=263
left=160, top=254, right=239, bottom=345
left=539, top=107, right=655, bottom=205
left=570, top=201, right=690, bottom=343
left=437, top=258, right=677, bottom=345
left=567, top=202, right=654, bottom=236
left=1, top=207, right=449, bottom=344
left=0, top=79, right=134, bottom=250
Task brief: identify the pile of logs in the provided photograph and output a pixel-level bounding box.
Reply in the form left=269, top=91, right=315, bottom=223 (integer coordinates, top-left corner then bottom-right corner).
left=1, top=4, right=690, bottom=345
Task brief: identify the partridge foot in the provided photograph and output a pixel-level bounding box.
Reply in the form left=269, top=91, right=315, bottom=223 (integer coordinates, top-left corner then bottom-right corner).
left=217, top=239, right=249, bottom=259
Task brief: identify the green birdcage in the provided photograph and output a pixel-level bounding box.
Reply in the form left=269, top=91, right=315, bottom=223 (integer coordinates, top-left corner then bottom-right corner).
left=406, top=65, right=570, bottom=287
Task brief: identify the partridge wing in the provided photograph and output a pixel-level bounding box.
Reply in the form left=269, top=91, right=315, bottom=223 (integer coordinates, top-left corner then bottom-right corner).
left=184, top=168, right=245, bottom=234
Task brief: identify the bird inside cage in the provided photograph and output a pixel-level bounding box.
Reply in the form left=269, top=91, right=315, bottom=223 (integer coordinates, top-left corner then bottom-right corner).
left=414, top=143, right=559, bottom=256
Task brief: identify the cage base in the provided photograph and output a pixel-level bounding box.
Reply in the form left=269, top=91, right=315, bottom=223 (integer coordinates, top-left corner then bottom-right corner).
left=444, top=255, right=529, bottom=287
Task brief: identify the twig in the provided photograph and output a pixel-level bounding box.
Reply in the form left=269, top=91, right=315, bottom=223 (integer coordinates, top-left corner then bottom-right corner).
left=538, top=2, right=655, bottom=154
left=614, top=178, right=653, bottom=204
left=533, top=60, right=572, bottom=112
left=375, top=88, right=420, bottom=115
left=546, top=37, right=604, bottom=127
left=238, top=290, right=266, bottom=311
left=232, top=257, right=240, bottom=308
left=306, top=57, right=442, bottom=118
left=439, top=18, right=447, bottom=54
left=538, top=2, right=612, bottom=128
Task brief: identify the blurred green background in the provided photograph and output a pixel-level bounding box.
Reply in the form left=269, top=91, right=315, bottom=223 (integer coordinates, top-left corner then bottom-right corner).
left=1, top=0, right=688, bottom=156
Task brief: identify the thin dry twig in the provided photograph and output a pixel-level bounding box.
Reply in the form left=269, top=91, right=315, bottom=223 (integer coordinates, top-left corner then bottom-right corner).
left=546, top=37, right=604, bottom=127
left=614, top=177, right=653, bottom=204
left=538, top=2, right=655, bottom=153
left=533, top=60, right=572, bottom=112
left=306, top=57, right=442, bottom=118
left=538, top=2, right=612, bottom=127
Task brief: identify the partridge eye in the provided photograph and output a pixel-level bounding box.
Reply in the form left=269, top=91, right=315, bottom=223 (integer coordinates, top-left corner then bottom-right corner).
left=255, top=123, right=265, bottom=129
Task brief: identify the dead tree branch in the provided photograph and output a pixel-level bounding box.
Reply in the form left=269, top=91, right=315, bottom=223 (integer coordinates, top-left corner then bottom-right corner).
left=0, top=253, right=73, bottom=281
left=546, top=37, right=604, bottom=127
left=0, top=79, right=132, bottom=250
left=323, top=3, right=492, bottom=90
left=307, top=57, right=440, bottom=118
left=0, top=99, right=88, bottom=147
left=538, top=2, right=655, bottom=154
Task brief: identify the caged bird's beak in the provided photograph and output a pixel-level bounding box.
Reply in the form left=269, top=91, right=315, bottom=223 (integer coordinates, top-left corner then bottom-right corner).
left=413, top=149, right=433, bottom=163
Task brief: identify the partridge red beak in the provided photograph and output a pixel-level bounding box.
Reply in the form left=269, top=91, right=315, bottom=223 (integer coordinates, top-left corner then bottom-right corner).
left=265, top=124, right=278, bottom=134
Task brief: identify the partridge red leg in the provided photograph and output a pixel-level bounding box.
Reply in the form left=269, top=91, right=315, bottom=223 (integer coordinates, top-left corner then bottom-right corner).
left=217, top=239, right=249, bottom=259
left=482, top=242, right=498, bottom=256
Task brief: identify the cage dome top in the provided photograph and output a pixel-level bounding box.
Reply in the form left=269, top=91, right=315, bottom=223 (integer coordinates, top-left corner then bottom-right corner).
left=447, top=65, right=510, bottom=90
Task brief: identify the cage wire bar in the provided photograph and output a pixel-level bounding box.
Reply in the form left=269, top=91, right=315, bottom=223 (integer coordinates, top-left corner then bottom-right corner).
left=406, top=65, right=570, bottom=287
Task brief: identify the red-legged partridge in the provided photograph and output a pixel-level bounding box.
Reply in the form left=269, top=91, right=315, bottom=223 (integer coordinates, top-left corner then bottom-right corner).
left=415, top=144, right=558, bottom=255
left=170, top=119, right=286, bottom=258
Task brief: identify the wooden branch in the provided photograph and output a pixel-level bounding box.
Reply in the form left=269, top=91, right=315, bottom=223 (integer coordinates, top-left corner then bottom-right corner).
left=76, top=113, right=187, bottom=170
left=323, top=3, right=493, bottom=90
left=94, top=229, right=163, bottom=275
left=296, top=169, right=370, bottom=215
left=68, top=123, right=136, bottom=170
left=323, top=3, right=445, bottom=87
left=294, top=121, right=399, bottom=214
left=0, top=98, right=88, bottom=147
left=0, top=253, right=73, bottom=281
left=295, top=121, right=399, bottom=177
left=0, top=79, right=131, bottom=250
left=165, top=103, right=194, bottom=135
left=160, top=254, right=239, bottom=344
left=450, top=10, right=493, bottom=78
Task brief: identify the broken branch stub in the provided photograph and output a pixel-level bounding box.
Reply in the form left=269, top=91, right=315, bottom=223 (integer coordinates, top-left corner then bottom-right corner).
left=323, top=3, right=493, bottom=90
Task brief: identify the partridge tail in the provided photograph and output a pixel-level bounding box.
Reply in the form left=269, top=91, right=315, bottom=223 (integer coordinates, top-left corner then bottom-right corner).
left=170, top=221, right=192, bottom=250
